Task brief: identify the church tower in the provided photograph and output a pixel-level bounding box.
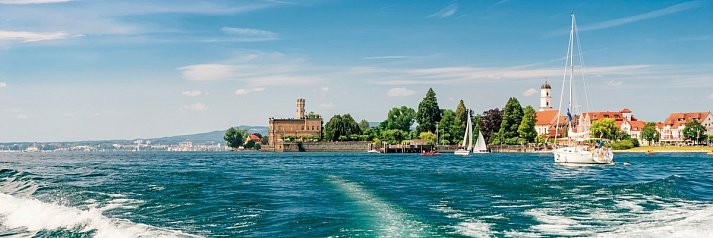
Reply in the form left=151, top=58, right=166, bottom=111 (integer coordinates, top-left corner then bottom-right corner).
left=539, top=81, right=552, bottom=111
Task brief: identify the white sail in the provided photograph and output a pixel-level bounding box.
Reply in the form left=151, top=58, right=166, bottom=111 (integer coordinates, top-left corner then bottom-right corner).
left=473, top=131, right=488, bottom=153
left=466, top=113, right=473, bottom=151
left=461, top=115, right=469, bottom=148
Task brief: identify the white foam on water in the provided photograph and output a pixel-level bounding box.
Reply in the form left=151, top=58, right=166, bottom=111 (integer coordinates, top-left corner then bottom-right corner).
left=524, top=208, right=592, bottom=236
left=595, top=203, right=713, bottom=238
left=0, top=193, right=200, bottom=238
left=327, top=176, right=428, bottom=237
left=453, top=219, right=491, bottom=238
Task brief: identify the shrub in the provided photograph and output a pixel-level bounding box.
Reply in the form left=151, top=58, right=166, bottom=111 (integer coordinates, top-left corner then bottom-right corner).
left=611, top=140, right=634, bottom=150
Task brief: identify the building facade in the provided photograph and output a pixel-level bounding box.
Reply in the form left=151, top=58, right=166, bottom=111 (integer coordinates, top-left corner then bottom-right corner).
left=267, top=98, right=322, bottom=146
left=657, top=112, right=713, bottom=143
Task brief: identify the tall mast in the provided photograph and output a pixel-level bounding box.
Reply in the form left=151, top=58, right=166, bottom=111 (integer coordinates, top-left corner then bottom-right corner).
left=568, top=12, right=575, bottom=131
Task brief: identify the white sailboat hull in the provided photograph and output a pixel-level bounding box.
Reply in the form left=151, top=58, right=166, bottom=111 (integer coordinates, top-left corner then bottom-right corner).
left=553, top=146, right=613, bottom=164
left=454, top=149, right=470, bottom=156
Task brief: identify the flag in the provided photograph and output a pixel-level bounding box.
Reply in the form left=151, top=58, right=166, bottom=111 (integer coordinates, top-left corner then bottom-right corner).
left=567, top=109, right=572, bottom=122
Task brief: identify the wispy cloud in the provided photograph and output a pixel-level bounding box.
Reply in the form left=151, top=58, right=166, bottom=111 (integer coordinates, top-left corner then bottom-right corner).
left=0, top=30, right=70, bottom=42
left=17, top=114, right=29, bottom=119
left=353, top=65, right=652, bottom=85
left=235, top=87, right=265, bottom=96
left=427, top=3, right=458, bottom=18
left=0, top=82, right=6, bottom=88
left=522, top=88, right=537, bottom=96
left=320, top=86, right=329, bottom=91
left=580, top=1, right=704, bottom=32
left=319, top=102, right=335, bottom=108
left=606, top=80, right=623, bottom=87
left=708, top=93, right=713, bottom=100
left=181, top=90, right=203, bottom=97
left=387, top=88, right=416, bottom=97
left=214, top=27, right=280, bottom=42
left=0, top=0, right=70, bottom=4
left=363, top=55, right=422, bottom=60
left=179, top=51, right=320, bottom=87
left=182, top=103, right=207, bottom=111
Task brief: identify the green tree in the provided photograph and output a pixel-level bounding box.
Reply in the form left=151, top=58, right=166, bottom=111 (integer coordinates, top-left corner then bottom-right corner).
left=254, top=143, right=261, bottom=150
left=306, top=112, right=321, bottom=119
left=518, top=105, right=537, bottom=143
left=224, top=127, right=247, bottom=149
left=454, top=100, right=467, bottom=139
left=244, top=140, right=256, bottom=149
left=381, top=106, right=416, bottom=131
left=438, top=109, right=458, bottom=145
left=419, top=132, right=437, bottom=145
left=683, top=118, right=707, bottom=144
left=497, top=97, right=524, bottom=144
left=324, top=114, right=362, bottom=141
left=640, top=122, right=660, bottom=145
left=590, top=118, right=618, bottom=140
left=479, top=108, right=502, bottom=144
left=359, top=119, right=371, bottom=132
left=380, top=129, right=408, bottom=144
left=416, top=88, right=442, bottom=133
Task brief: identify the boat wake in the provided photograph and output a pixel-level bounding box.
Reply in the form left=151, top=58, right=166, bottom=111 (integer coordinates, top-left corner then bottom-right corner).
left=326, top=175, right=429, bottom=237
left=0, top=169, right=200, bottom=238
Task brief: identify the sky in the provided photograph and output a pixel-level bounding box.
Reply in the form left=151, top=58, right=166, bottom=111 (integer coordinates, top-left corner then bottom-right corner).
left=0, top=0, right=711, bottom=142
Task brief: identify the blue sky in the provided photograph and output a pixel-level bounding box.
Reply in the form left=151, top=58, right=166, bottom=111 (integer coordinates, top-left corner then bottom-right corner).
left=0, top=0, right=711, bottom=142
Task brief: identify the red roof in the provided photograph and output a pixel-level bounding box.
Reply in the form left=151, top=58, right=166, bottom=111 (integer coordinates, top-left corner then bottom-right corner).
left=535, top=110, right=561, bottom=126
left=661, top=112, right=711, bottom=129
left=248, top=134, right=262, bottom=141
left=620, top=108, right=632, bottom=113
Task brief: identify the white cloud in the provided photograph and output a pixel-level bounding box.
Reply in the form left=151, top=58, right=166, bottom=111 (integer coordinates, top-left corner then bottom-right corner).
left=17, top=114, right=28, bottom=119
left=0, top=30, right=70, bottom=42
left=178, top=64, right=235, bottom=81
left=217, top=27, right=279, bottom=42
left=183, top=103, right=207, bottom=111
left=523, top=88, right=537, bottom=96
left=319, top=102, right=334, bottom=108
left=427, top=3, right=458, bottom=18
left=363, top=55, right=422, bottom=60
left=181, top=90, right=203, bottom=97
left=0, top=0, right=70, bottom=4
left=387, top=88, right=416, bottom=97
left=607, top=80, right=624, bottom=87
left=579, top=1, right=704, bottom=32
left=708, top=93, right=713, bottom=100
left=0, top=82, right=6, bottom=88
left=234, top=87, right=265, bottom=96
left=178, top=51, right=320, bottom=86
left=320, top=86, right=329, bottom=91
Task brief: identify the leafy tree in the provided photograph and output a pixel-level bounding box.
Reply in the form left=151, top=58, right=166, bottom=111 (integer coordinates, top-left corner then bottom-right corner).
left=261, top=135, right=269, bottom=145
left=640, top=122, right=660, bottom=145
left=590, top=118, right=618, bottom=140
left=224, top=127, right=247, bottom=149
left=419, top=132, right=437, bottom=145
left=324, top=114, right=362, bottom=141
left=381, top=106, right=416, bottom=131
left=306, top=112, right=321, bottom=119
left=454, top=100, right=467, bottom=138
left=479, top=108, right=502, bottom=144
left=438, top=109, right=458, bottom=145
left=416, top=88, right=442, bottom=133
left=359, top=119, right=371, bottom=132
left=472, top=113, right=481, bottom=142
left=497, top=97, right=524, bottom=144
left=244, top=140, right=256, bottom=149
left=380, top=129, right=408, bottom=144
left=683, top=118, right=707, bottom=144
left=518, top=105, right=537, bottom=143
left=254, top=143, right=261, bottom=150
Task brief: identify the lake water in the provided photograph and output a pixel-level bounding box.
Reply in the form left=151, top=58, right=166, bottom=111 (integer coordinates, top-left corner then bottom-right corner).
left=1, top=152, right=712, bottom=237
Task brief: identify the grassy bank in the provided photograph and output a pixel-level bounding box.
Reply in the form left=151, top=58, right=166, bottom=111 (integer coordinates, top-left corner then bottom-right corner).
left=617, top=146, right=713, bottom=153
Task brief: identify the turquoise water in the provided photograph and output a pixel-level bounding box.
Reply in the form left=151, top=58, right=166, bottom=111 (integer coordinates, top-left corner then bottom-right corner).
left=1, top=152, right=712, bottom=237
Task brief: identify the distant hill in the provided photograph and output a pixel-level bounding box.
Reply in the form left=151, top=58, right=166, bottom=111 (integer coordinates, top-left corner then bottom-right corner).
left=148, top=126, right=268, bottom=145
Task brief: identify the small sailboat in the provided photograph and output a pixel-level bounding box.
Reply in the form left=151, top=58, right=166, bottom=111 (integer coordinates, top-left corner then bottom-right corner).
left=454, top=109, right=474, bottom=156
left=552, top=13, right=614, bottom=165
left=472, top=131, right=489, bottom=153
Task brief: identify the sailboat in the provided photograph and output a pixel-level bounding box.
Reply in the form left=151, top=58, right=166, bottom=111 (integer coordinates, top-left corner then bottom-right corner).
left=552, top=13, right=614, bottom=164
left=454, top=109, right=474, bottom=156
left=473, top=131, right=488, bottom=153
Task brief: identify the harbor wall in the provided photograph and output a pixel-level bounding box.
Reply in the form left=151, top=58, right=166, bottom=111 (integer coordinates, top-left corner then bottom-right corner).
left=264, top=141, right=370, bottom=152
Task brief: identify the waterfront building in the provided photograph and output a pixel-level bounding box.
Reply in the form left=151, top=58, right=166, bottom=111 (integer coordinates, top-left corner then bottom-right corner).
left=657, top=112, right=713, bottom=143
left=539, top=81, right=553, bottom=112
left=267, top=98, right=322, bottom=148
left=582, top=108, right=646, bottom=141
